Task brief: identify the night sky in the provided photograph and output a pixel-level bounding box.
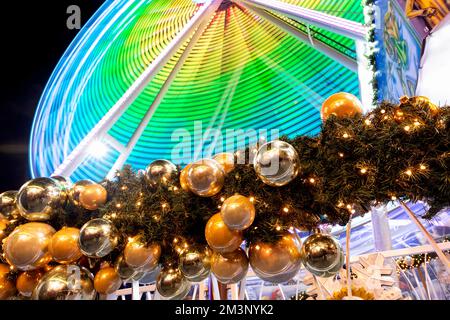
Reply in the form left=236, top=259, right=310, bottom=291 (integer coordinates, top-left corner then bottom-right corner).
left=0, top=1, right=104, bottom=191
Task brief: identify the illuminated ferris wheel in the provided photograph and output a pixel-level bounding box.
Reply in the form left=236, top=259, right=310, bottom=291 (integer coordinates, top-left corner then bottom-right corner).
left=30, top=0, right=369, bottom=182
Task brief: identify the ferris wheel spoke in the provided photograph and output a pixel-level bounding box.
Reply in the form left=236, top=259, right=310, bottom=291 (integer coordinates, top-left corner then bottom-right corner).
left=239, top=3, right=358, bottom=72
left=239, top=0, right=366, bottom=41
left=53, top=0, right=222, bottom=178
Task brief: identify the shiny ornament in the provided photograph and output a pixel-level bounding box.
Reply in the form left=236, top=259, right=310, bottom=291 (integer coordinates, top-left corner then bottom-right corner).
left=211, top=248, right=249, bottom=284
left=3, top=222, right=55, bottom=271
left=145, top=160, right=178, bottom=186
left=0, top=217, right=9, bottom=242
left=205, top=213, right=243, bottom=253
left=253, top=140, right=300, bottom=187
left=139, top=266, right=161, bottom=284
left=79, top=219, right=118, bottom=258
left=16, top=270, right=44, bottom=297
left=220, top=195, right=255, bottom=231
left=69, top=180, right=95, bottom=207
left=124, top=236, right=161, bottom=271
left=249, top=233, right=303, bottom=283
left=94, top=267, right=122, bottom=295
left=409, top=96, right=439, bottom=114
left=115, top=255, right=137, bottom=281
left=179, top=245, right=212, bottom=282
left=301, top=233, right=344, bottom=278
left=48, top=227, right=83, bottom=264
left=213, top=153, right=235, bottom=174
left=16, top=178, right=67, bottom=221
left=79, top=183, right=107, bottom=211
left=187, top=159, right=225, bottom=197
left=0, top=264, right=16, bottom=299
left=156, top=267, right=191, bottom=300
left=0, top=191, right=20, bottom=220
left=179, top=164, right=191, bottom=192
left=321, top=92, right=363, bottom=122
left=32, top=265, right=95, bottom=300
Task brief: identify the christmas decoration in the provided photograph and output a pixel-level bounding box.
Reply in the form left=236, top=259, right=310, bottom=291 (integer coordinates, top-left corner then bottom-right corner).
left=178, top=245, right=211, bottom=283
left=51, top=176, right=71, bottom=189
left=0, top=264, right=16, bottom=299
left=79, top=183, right=108, bottom=211
left=205, top=213, right=243, bottom=254
left=213, top=153, right=236, bottom=174
left=220, top=195, right=255, bottom=231
left=248, top=233, right=302, bottom=284
left=210, top=248, right=249, bottom=285
left=16, top=270, right=44, bottom=297
left=179, top=165, right=191, bottom=192
left=0, top=217, right=9, bottom=241
left=69, top=180, right=95, bottom=207
left=123, top=236, right=161, bottom=271
left=253, top=140, right=300, bottom=187
left=94, top=267, right=122, bottom=295
left=3, top=223, right=55, bottom=271
left=115, top=255, right=137, bottom=281
left=0, top=191, right=20, bottom=220
left=145, top=160, right=178, bottom=186
left=16, top=178, right=67, bottom=222
left=301, top=233, right=344, bottom=278
left=48, top=227, right=82, bottom=264
left=78, top=219, right=118, bottom=259
left=32, top=265, right=96, bottom=300
left=186, top=159, right=225, bottom=197
left=329, top=286, right=374, bottom=300
left=320, top=92, right=363, bottom=122
left=156, top=267, right=191, bottom=300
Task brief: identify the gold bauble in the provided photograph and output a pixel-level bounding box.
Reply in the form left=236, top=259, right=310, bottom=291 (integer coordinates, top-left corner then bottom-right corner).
left=16, top=270, right=44, bottom=297
left=220, top=195, right=255, bottom=231
left=3, top=222, right=55, bottom=271
left=179, top=164, right=191, bottom=192
left=115, top=255, right=138, bottom=281
left=187, top=159, right=225, bottom=197
left=213, top=153, right=235, bottom=174
left=205, top=213, right=243, bottom=253
left=79, top=183, right=107, bottom=211
left=145, top=159, right=178, bottom=186
left=321, top=92, right=363, bottom=122
left=94, top=267, right=122, bottom=295
left=301, top=233, right=344, bottom=278
left=78, top=218, right=118, bottom=259
left=124, top=236, right=161, bottom=271
left=211, top=248, right=249, bottom=284
left=69, top=180, right=95, bottom=207
left=0, top=264, right=16, bottom=300
left=179, top=245, right=212, bottom=282
left=48, top=227, right=83, bottom=264
left=249, top=233, right=303, bottom=284
left=32, top=265, right=95, bottom=300
left=156, top=267, right=191, bottom=300
left=253, top=140, right=300, bottom=187
left=0, top=217, right=9, bottom=242
left=16, top=178, right=67, bottom=221
left=0, top=191, right=20, bottom=220
left=410, top=96, right=439, bottom=114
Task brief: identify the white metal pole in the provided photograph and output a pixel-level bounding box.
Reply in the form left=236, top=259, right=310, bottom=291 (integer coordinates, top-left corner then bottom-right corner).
left=240, top=0, right=366, bottom=41
left=52, top=0, right=222, bottom=178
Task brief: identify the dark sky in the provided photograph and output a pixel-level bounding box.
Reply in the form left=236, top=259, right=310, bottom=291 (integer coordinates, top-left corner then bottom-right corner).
left=0, top=1, right=104, bottom=191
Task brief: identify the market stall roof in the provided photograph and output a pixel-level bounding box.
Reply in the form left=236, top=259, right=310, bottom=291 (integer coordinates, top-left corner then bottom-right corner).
left=30, top=0, right=366, bottom=182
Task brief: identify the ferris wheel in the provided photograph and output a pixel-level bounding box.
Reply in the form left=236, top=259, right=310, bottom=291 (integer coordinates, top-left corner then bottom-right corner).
left=30, top=0, right=368, bottom=182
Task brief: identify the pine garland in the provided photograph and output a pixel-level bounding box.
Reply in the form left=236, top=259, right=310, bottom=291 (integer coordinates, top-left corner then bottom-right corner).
left=2, top=99, right=449, bottom=267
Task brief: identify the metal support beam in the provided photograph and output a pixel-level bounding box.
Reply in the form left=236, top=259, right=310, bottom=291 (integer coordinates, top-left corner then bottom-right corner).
left=240, top=3, right=357, bottom=72
left=52, top=0, right=222, bottom=177
left=240, top=0, right=366, bottom=41
left=106, top=0, right=222, bottom=179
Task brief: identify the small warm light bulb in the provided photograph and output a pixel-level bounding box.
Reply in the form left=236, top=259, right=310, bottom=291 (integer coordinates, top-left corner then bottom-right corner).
left=249, top=197, right=255, bottom=203
left=339, top=152, right=344, bottom=158
left=346, top=204, right=352, bottom=210
left=111, top=213, right=117, bottom=219
left=404, top=126, right=410, bottom=132
left=364, top=119, right=372, bottom=125
left=255, top=245, right=261, bottom=250
left=391, top=196, right=397, bottom=200
left=360, top=168, right=367, bottom=174
left=173, top=238, right=179, bottom=244
left=343, top=133, right=349, bottom=139
left=116, top=203, right=122, bottom=209
left=405, top=169, right=412, bottom=176
left=419, top=164, right=427, bottom=170
left=220, top=197, right=226, bottom=202
left=337, top=202, right=344, bottom=208
left=283, top=207, right=289, bottom=213
left=381, top=109, right=386, bottom=114
left=276, top=226, right=281, bottom=231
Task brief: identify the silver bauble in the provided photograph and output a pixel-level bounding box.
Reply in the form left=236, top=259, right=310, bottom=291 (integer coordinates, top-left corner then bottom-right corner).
left=78, top=219, right=118, bottom=258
